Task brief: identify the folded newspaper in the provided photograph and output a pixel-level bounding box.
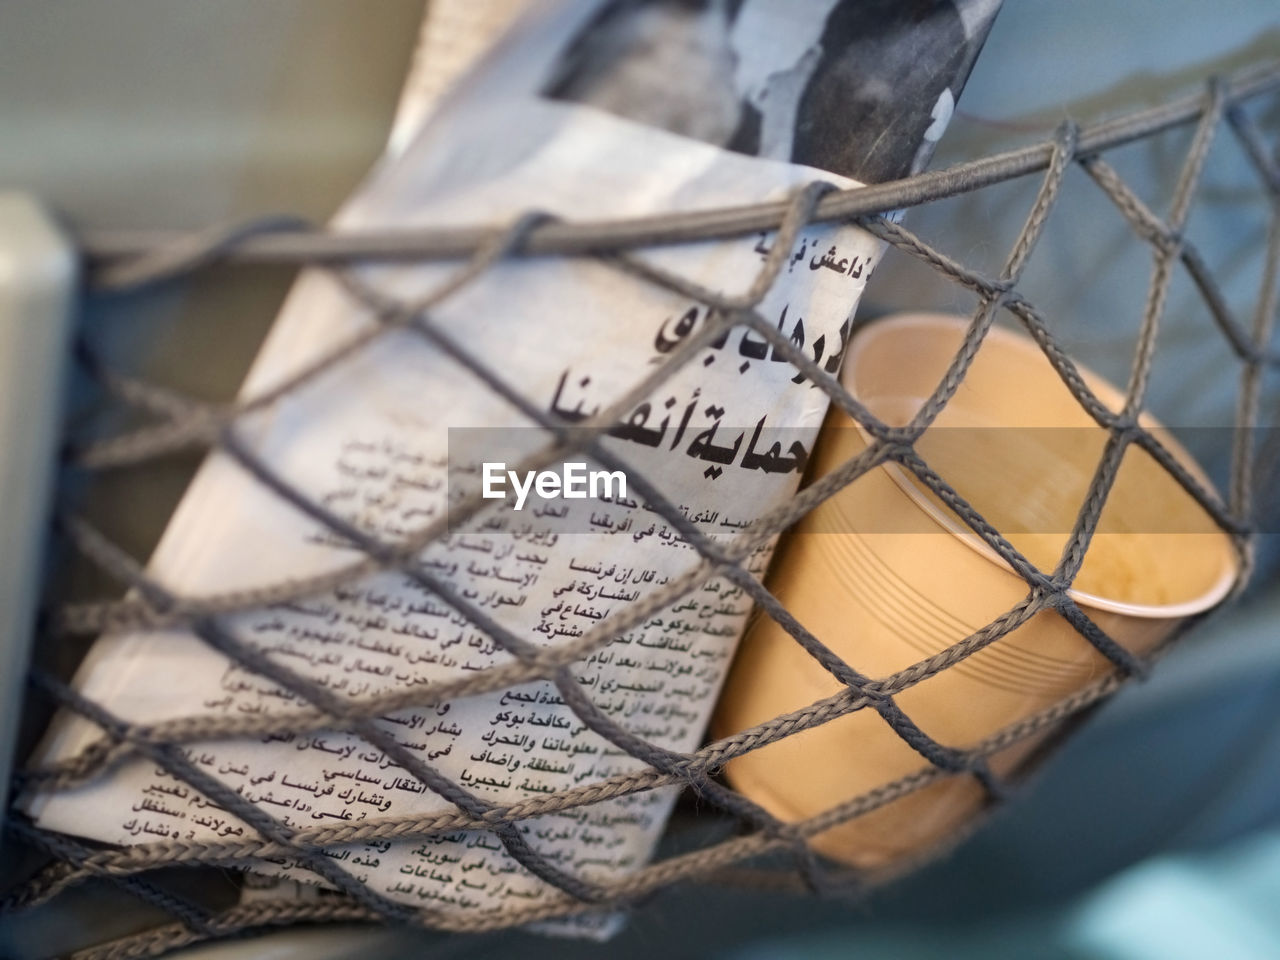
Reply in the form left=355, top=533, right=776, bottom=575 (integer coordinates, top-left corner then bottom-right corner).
left=27, top=0, right=1001, bottom=936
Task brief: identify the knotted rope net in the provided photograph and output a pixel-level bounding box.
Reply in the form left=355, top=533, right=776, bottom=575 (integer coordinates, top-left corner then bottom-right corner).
left=4, top=61, right=1280, bottom=960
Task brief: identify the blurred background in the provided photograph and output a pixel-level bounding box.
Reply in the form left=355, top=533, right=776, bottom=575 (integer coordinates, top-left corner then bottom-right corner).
left=2, top=1, right=1279, bottom=957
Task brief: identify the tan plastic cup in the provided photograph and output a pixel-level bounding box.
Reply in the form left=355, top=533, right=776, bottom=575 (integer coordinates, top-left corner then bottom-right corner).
left=712, top=312, right=1238, bottom=870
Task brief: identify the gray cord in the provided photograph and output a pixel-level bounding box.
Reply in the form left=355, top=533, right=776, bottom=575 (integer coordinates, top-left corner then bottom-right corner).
left=3, top=61, right=1279, bottom=960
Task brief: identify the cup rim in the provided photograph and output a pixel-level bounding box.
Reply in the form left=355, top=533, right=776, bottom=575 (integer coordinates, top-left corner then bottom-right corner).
left=841, top=312, right=1239, bottom=620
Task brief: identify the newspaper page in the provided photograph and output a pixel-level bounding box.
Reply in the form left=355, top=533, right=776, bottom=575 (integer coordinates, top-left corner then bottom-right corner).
left=27, top=0, right=1001, bottom=936
left=385, top=0, right=533, bottom=157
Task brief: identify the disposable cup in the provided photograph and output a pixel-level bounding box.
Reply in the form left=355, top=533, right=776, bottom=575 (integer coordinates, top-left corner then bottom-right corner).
left=712, top=312, right=1238, bottom=869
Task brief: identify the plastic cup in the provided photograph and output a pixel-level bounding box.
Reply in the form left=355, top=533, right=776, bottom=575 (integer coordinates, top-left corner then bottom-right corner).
left=712, top=312, right=1238, bottom=870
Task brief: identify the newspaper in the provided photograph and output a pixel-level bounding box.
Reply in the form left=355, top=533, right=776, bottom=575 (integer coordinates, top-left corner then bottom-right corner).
left=385, top=0, right=532, bottom=158
left=27, top=0, right=1000, bottom=935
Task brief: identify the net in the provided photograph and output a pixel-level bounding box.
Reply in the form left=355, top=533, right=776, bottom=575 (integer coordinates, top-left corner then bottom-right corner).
left=3, top=62, right=1279, bottom=960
